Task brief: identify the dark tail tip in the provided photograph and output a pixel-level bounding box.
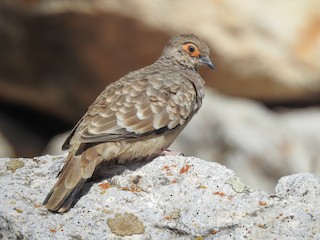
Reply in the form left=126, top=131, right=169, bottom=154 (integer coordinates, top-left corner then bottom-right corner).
left=43, top=178, right=87, bottom=213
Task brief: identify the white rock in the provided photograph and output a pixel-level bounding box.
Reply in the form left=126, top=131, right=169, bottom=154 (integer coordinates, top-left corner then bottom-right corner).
left=0, top=155, right=319, bottom=239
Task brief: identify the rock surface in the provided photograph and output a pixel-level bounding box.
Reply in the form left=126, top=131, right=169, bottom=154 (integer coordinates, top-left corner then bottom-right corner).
left=0, top=154, right=319, bottom=239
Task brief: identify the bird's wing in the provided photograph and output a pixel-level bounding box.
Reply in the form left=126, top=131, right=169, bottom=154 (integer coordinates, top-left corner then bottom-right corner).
left=64, top=70, right=199, bottom=154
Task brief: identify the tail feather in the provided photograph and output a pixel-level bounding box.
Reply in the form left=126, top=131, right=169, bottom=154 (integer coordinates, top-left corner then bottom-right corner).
left=43, top=152, right=97, bottom=213
left=43, top=178, right=87, bottom=212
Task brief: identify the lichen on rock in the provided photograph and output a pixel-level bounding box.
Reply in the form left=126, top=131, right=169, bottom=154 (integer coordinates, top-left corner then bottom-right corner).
left=107, top=212, right=145, bottom=236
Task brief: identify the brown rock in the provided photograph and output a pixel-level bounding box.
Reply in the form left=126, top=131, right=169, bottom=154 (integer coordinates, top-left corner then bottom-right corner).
left=0, top=4, right=169, bottom=122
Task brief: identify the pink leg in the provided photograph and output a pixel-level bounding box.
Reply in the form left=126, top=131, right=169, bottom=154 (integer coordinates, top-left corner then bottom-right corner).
left=160, top=148, right=184, bottom=156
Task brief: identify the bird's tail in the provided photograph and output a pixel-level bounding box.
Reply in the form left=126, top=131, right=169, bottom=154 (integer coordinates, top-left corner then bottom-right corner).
left=43, top=151, right=97, bottom=213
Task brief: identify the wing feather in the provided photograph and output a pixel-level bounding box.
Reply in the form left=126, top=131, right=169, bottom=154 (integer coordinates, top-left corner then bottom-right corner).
left=64, top=69, right=201, bottom=152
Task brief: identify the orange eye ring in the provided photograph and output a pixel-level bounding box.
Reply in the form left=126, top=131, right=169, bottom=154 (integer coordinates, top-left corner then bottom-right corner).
left=182, top=43, right=201, bottom=57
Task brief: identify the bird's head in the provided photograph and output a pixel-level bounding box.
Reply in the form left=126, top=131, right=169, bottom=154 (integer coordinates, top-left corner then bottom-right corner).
left=161, top=34, right=215, bottom=72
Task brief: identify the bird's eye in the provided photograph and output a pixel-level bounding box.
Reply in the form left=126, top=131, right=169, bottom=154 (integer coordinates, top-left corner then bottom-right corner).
left=188, top=46, right=195, bottom=53
left=182, top=43, right=200, bottom=57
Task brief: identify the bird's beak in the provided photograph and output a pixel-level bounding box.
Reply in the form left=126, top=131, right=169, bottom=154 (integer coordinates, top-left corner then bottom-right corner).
left=200, top=55, right=215, bottom=70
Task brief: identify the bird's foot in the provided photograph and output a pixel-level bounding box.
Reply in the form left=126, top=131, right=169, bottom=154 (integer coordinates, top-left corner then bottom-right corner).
left=160, top=148, right=184, bottom=156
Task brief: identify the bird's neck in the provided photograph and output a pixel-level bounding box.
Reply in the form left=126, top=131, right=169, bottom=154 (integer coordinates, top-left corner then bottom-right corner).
left=155, top=56, right=199, bottom=73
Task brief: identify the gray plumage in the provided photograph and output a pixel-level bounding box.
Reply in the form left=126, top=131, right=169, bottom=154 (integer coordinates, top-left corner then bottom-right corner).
left=43, top=34, right=214, bottom=213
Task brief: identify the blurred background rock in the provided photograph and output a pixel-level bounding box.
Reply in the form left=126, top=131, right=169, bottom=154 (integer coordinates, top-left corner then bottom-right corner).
left=1, top=0, right=320, bottom=191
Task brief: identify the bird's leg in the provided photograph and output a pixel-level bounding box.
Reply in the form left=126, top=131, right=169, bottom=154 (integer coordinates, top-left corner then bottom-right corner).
left=160, top=148, right=184, bottom=156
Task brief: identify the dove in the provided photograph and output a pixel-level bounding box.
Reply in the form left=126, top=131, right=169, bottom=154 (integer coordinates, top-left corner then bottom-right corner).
left=43, top=34, right=214, bottom=212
